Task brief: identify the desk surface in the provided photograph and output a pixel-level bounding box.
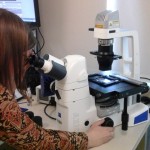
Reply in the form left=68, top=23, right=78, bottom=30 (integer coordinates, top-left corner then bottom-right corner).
left=19, top=98, right=150, bottom=150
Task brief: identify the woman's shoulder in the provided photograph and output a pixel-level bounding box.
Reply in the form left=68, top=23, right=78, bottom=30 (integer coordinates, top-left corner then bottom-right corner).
left=0, top=84, right=6, bottom=94
left=0, top=84, right=13, bottom=100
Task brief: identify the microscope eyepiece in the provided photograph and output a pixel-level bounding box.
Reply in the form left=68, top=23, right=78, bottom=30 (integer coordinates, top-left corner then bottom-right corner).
left=29, top=54, right=67, bottom=81
left=29, top=55, right=44, bottom=68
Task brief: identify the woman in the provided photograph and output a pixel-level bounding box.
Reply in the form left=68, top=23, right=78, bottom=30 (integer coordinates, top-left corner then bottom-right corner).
left=0, top=8, right=114, bottom=150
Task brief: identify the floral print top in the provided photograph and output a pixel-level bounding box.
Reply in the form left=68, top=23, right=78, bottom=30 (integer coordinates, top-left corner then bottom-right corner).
left=0, top=84, right=88, bottom=150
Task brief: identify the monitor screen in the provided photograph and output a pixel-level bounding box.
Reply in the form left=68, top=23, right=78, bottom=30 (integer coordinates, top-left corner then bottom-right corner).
left=0, top=0, right=40, bottom=27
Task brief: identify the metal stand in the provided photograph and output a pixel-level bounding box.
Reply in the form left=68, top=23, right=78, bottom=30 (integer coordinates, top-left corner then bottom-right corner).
left=122, top=97, right=129, bottom=130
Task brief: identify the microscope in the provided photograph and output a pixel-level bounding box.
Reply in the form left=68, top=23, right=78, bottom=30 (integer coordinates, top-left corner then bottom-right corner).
left=89, top=10, right=149, bottom=130
left=30, top=10, right=149, bottom=132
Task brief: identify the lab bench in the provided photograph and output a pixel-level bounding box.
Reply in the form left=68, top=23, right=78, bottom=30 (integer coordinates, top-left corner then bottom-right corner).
left=16, top=97, right=150, bottom=150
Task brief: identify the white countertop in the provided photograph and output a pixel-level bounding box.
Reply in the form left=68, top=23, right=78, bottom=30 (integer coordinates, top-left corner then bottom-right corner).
left=19, top=98, right=150, bottom=150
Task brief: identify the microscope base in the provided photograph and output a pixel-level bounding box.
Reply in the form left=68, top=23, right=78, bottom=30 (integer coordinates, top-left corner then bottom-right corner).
left=108, top=103, right=149, bottom=127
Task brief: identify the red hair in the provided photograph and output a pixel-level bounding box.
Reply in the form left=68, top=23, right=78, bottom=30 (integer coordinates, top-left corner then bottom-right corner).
left=0, top=9, right=28, bottom=92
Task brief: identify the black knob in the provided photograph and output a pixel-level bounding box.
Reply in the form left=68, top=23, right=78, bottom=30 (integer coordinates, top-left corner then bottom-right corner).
left=101, top=117, right=114, bottom=127
left=33, top=116, right=43, bottom=127
left=25, top=111, right=34, bottom=119
left=84, top=120, right=90, bottom=126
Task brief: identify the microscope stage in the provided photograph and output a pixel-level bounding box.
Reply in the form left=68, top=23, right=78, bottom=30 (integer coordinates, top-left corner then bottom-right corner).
left=89, top=73, right=149, bottom=100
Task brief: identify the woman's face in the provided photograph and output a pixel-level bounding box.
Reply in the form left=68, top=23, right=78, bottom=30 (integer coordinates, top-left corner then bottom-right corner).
left=23, top=49, right=35, bottom=75
left=27, top=49, right=34, bottom=57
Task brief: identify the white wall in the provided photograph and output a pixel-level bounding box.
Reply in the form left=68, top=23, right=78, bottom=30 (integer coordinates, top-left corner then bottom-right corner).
left=38, top=0, right=150, bottom=77
left=114, top=0, right=150, bottom=78
left=38, top=0, right=107, bottom=73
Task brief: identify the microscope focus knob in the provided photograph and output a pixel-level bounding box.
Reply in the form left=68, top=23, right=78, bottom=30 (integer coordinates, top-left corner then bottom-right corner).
left=101, top=117, right=114, bottom=127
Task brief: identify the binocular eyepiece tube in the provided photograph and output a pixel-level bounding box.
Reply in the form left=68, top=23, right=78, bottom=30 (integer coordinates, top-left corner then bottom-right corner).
left=29, top=54, right=67, bottom=80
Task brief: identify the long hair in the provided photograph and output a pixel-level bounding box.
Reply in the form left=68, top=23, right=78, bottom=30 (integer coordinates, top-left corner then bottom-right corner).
left=0, top=9, right=28, bottom=93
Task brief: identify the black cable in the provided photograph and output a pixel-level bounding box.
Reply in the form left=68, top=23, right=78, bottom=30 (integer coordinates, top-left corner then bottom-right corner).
left=140, top=77, right=150, bottom=81
left=36, top=27, right=45, bottom=54
left=36, top=39, right=41, bottom=55
left=44, top=104, right=56, bottom=120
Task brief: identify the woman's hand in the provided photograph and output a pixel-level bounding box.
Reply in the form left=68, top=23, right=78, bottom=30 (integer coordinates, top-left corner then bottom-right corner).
left=86, top=119, right=114, bottom=149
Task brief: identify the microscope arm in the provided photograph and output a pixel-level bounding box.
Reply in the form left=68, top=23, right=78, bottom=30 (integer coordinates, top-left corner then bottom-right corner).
left=30, top=54, right=98, bottom=132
